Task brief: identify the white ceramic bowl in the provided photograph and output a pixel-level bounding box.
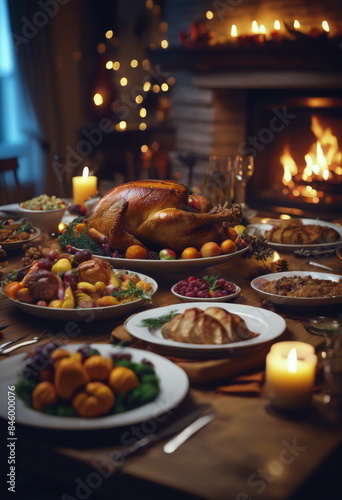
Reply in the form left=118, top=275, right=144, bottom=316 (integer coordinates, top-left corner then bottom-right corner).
left=19, top=203, right=70, bottom=233
left=171, top=283, right=241, bottom=302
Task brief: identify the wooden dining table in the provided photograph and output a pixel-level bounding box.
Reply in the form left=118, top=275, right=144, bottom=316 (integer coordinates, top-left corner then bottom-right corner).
left=1, top=233, right=342, bottom=500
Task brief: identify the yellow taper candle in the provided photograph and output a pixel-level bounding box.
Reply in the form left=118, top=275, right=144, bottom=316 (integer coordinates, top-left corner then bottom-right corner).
left=72, top=167, right=97, bottom=205
left=266, top=346, right=317, bottom=410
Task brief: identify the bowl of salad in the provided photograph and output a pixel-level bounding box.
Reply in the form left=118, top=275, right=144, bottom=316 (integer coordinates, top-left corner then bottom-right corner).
left=19, top=195, right=70, bottom=233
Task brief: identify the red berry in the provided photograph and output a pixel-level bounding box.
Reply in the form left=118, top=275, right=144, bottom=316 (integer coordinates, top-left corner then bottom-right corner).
left=188, top=276, right=197, bottom=283
left=214, top=291, right=223, bottom=297
left=185, top=291, right=195, bottom=297
left=197, top=291, right=209, bottom=298
left=179, top=280, right=188, bottom=287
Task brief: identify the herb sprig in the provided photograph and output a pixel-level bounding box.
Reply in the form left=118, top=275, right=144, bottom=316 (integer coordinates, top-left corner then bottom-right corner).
left=112, top=282, right=152, bottom=302
left=139, top=311, right=179, bottom=330
left=203, top=274, right=220, bottom=292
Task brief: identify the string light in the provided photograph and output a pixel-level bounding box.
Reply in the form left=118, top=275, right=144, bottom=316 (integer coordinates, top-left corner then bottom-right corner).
left=167, top=76, right=176, bottom=85
left=135, top=95, right=143, bottom=104
left=231, top=25, right=237, bottom=37
left=105, top=30, right=113, bottom=39
left=206, top=11, right=214, bottom=20
left=274, top=20, right=281, bottom=30
left=105, top=60, right=113, bottom=69
left=294, top=20, right=300, bottom=29
left=161, top=39, right=168, bottom=48
left=120, top=77, right=128, bottom=86
left=139, top=122, right=147, bottom=131
left=97, top=43, right=106, bottom=54
left=161, top=83, right=169, bottom=91
left=142, top=59, right=150, bottom=69
left=130, top=59, right=138, bottom=68
left=141, top=145, right=148, bottom=153
left=152, top=84, right=160, bottom=93
left=322, top=20, right=329, bottom=32
left=93, top=93, right=103, bottom=106
left=143, top=82, right=151, bottom=92
left=140, top=108, right=147, bottom=117
left=159, top=22, right=168, bottom=32
left=113, top=61, right=120, bottom=70
left=119, top=121, right=127, bottom=130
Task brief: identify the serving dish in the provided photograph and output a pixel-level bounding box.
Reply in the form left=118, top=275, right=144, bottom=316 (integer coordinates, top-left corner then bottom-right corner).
left=247, top=219, right=342, bottom=252
left=251, top=271, right=342, bottom=307
left=171, top=283, right=241, bottom=302
left=1, top=226, right=41, bottom=250
left=125, top=303, right=286, bottom=357
left=0, top=345, right=189, bottom=430
left=1, top=266, right=158, bottom=321
left=0, top=202, right=70, bottom=233
left=88, top=245, right=249, bottom=273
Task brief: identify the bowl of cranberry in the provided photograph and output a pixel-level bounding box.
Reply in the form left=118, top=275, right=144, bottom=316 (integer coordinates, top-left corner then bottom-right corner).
left=171, top=275, right=241, bottom=303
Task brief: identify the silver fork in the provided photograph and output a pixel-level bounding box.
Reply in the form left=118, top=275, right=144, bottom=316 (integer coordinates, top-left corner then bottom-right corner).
left=0, top=331, right=49, bottom=355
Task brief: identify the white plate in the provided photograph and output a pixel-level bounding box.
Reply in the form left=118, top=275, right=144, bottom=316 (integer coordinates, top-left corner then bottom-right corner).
left=0, top=345, right=189, bottom=430
left=251, top=271, right=342, bottom=307
left=248, top=219, right=342, bottom=252
left=0, top=202, right=70, bottom=233
left=0, top=227, right=41, bottom=250
left=171, top=284, right=241, bottom=302
left=85, top=246, right=249, bottom=273
left=1, top=268, right=158, bottom=321
left=125, top=303, right=286, bottom=357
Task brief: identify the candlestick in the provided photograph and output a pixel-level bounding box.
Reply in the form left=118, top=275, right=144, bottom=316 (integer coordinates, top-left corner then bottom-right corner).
left=266, top=344, right=317, bottom=411
left=72, top=167, right=97, bottom=206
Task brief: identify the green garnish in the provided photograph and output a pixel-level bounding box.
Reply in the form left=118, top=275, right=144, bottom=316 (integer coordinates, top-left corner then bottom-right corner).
left=112, top=282, right=151, bottom=302
left=139, top=310, right=179, bottom=330
left=59, top=216, right=104, bottom=254
left=203, top=274, right=220, bottom=292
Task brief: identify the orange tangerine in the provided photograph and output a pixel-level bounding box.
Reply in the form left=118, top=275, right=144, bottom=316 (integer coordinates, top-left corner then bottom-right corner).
left=125, top=245, right=148, bottom=259
left=220, top=239, right=237, bottom=254
left=200, top=242, right=221, bottom=258
left=180, top=247, right=200, bottom=259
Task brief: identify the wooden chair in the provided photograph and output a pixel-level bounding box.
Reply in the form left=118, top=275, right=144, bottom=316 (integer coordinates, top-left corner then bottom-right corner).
left=0, top=157, right=22, bottom=204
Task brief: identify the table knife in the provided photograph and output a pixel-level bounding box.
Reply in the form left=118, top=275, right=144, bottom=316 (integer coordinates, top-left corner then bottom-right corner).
left=112, top=404, right=210, bottom=465
left=163, top=413, right=216, bottom=454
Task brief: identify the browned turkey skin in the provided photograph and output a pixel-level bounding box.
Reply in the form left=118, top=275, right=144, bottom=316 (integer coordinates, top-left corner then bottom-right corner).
left=161, top=307, right=258, bottom=345
left=89, top=180, right=242, bottom=251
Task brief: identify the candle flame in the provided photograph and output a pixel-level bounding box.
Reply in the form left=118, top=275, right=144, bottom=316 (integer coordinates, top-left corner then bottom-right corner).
left=294, top=20, right=300, bottom=29
left=322, top=20, right=329, bottom=32
left=252, top=20, right=259, bottom=34
left=259, top=24, right=266, bottom=34
left=274, top=20, right=281, bottom=30
left=288, top=348, right=297, bottom=373
left=83, top=166, right=89, bottom=179
left=231, top=25, right=237, bottom=37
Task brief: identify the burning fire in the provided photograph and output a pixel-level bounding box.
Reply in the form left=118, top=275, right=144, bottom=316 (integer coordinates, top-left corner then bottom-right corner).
left=281, top=116, right=342, bottom=203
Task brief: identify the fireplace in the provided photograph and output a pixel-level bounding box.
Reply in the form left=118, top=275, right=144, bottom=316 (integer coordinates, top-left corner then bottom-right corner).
left=247, top=91, right=342, bottom=214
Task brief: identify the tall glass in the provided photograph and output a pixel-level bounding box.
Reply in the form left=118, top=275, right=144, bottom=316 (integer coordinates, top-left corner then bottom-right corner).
left=203, top=156, right=235, bottom=208
left=234, top=155, right=254, bottom=209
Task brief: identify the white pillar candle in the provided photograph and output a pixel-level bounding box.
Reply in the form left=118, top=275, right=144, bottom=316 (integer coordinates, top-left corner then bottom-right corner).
left=271, top=341, right=314, bottom=357
left=266, top=347, right=317, bottom=410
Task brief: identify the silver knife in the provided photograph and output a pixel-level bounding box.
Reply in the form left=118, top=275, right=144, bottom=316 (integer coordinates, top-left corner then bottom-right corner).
left=111, top=404, right=211, bottom=466
left=1, top=338, right=40, bottom=354
left=163, top=413, right=216, bottom=454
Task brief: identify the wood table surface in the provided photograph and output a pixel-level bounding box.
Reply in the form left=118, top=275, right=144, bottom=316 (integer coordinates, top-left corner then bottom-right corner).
left=1, top=236, right=342, bottom=500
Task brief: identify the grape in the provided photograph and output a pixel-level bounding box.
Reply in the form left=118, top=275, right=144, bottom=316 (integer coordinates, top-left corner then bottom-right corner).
left=222, top=290, right=229, bottom=296
left=48, top=249, right=59, bottom=261
left=193, top=286, right=199, bottom=294
left=199, top=283, right=208, bottom=291
left=38, top=259, right=52, bottom=271
left=75, top=249, right=92, bottom=263
left=63, top=270, right=79, bottom=290
left=78, top=346, right=101, bottom=360
left=196, top=291, right=209, bottom=298
left=214, top=291, right=224, bottom=297
left=178, top=289, right=186, bottom=296
left=101, top=243, right=111, bottom=255
left=179, top=280, right=188, bottom=287
left=185, top=291, right=195, bottom=297
left=188, top=276, right=197, bottom=283
left=173, top=285, right=180, bottom=293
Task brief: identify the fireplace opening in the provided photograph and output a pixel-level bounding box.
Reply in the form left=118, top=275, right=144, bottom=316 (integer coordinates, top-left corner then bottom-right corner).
left=247, top=91, right=342, bottom=215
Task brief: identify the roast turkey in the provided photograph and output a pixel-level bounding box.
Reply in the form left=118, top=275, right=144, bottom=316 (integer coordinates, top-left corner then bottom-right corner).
left=89, top=180, right=242, bottom=251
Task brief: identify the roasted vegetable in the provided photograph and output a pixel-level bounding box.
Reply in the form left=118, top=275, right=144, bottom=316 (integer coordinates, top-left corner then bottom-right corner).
left=55, top=356, right=89, bottom=399
left=61, top=287, right=74, bottom=309
left=3, top=281, right=24, bottom=300
left=32, top=381, right=57, bottom=411
left=84, top=355, right=112, bottom=381
left=73, top=382, right=115, bottom=418
left=51, top=258, right=72, bottom=275
left=109, top=366, right=139, bottom=393
left=95, top=296, right=119, bottom=307
left=78, top=258, right=111, bottom=285
left=26, top=270, right=59, bottom=301
left=16, top=287, right=33, bottom=303
left=75, top=291, right=94, bottom=308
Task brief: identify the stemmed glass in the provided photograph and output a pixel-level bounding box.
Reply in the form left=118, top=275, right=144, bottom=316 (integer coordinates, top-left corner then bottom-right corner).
left=204, top=156, right=235, bottom=207
left=234, top=155, right=254, bottom=209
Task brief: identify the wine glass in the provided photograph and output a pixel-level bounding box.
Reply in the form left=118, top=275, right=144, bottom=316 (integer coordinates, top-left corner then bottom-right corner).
left=203, top=156, right=236, bottom=207
left=234, top=155, right=254, bottom=209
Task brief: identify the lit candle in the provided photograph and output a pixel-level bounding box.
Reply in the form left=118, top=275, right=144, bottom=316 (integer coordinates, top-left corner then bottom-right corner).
left=322, top=20, right=329, bottom=33
left=231, top=24, right=238, bottom=38
left=266, top=344, right=317, bottom=410
left=252, top=20, right=259, bottom=34
left=274, top=20, right=281, bottom=31
left=72, top=167, right=97, bottom=205
left=271, top=341, right=315, bottom=357
left=294, top=19, right=300, bottom=29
